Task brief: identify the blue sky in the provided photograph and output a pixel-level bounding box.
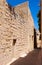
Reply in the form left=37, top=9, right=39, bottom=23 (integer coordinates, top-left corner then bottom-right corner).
left=29, top=0, right=40, bottom=30
left=6, top=0, right=40, bottom=30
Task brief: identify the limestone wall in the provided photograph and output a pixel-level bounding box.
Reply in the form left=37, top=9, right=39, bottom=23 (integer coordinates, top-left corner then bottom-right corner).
left=0, top=0, right=34, bottom=65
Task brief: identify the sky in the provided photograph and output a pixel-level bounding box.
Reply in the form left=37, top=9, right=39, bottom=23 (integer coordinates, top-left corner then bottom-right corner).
left=6, top=0, right=40, bottom=30
left=29, top=0, right=40, bottom=30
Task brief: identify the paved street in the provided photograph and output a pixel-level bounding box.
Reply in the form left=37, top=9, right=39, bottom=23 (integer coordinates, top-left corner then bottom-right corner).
left=10, top=49, right=42, bottom=65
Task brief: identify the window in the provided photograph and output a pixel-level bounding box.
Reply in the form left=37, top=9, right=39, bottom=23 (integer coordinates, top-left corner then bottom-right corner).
left=13, top=39, right=16, bottom=46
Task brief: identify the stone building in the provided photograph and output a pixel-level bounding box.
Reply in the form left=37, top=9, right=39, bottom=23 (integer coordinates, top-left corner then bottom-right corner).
left=0, top=0, right=34, bottom=65
left=36, top=30, right=41, bottom=48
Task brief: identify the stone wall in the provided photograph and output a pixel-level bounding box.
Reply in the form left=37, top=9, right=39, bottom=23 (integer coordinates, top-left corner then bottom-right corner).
left=0, top=0, right=34, bottom=65
left=36, top=30, right=41, bottom=48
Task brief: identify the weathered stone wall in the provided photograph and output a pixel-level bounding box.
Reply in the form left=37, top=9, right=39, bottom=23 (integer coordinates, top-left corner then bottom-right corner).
left=0, top=0, right=34, bottom=65
left=36, top=30, right=41, bottom=48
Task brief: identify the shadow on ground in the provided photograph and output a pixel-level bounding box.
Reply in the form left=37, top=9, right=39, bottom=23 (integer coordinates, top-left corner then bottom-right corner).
left=10, top=48, right=42, bottom=65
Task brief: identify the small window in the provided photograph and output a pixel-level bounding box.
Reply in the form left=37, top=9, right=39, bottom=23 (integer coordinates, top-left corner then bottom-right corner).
left=13, top=39, right=16, bottom=46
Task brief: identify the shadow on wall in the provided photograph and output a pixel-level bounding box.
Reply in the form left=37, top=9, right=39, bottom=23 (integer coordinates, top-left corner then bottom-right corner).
left=34, top=28, right=37, bottom=49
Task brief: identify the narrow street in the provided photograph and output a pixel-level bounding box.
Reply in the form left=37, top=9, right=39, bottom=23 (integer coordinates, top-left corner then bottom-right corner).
left=11, top=49, right=42, bottom=65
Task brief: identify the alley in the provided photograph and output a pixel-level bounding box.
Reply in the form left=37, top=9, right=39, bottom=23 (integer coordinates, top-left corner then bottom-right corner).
left=11, top=49, right=42, bottom=65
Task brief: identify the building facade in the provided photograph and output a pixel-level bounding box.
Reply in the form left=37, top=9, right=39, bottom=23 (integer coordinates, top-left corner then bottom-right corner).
left=0, top=0, right=34, bottom=65
left=36, top=30, right=41, bottom=48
